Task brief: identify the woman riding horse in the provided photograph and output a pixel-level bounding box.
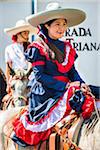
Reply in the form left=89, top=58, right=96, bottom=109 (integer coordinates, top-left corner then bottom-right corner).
left=8, top=3, right=94, bottom=147
left=4, top=19, right=38, bottom=93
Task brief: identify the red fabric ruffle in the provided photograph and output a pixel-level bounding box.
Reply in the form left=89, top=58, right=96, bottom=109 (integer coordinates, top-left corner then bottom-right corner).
left=12, top=86, right=81, bottom=145
left=55, top=43, right=76, bottom=73
left=29, top=42, right=76, bottom=73
left=13, top=117, right=51, bottom=145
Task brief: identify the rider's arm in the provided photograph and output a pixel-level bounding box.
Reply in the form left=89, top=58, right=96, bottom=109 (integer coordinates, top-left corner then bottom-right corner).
left=68, top=65, right=85, bottom=83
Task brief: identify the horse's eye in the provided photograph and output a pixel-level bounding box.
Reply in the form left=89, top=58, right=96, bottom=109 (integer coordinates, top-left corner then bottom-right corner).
left=11, top=85, right=15, bottom=90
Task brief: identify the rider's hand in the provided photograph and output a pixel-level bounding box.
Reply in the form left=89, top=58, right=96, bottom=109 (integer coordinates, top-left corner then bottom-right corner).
left=66, top=81, right=80, bottom=89
left=81, top=83, right=91, bottom=93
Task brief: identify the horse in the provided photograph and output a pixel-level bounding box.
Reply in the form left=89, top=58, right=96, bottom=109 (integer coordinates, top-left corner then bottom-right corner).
left=0, top=107, right=48, bottom=150
left=51, top=99, right=100, bottom=150
left=55, top=86, right=100, bottom=150
left=73, top=102, right=100, bottom=150
left=0, top=68, right=7, bottom=109
left=0, top=68, right=30, bottom=149
left=0, top=87, right=100, bottom=150
left=2, top=68, right=30, bottom=110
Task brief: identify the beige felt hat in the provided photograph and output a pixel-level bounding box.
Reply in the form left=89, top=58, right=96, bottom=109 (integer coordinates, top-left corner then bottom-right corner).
left=4, top=19, right=38, bottom=36
left=26, top=2, right=86, bottom=27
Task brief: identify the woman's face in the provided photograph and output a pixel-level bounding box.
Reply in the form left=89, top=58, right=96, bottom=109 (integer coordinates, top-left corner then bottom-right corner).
left=45, top=18, right=67, bottom=40
left=17, top=31, right=29, bottom=42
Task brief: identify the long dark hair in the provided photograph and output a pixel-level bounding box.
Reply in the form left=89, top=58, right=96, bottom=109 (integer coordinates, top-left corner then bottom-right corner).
left=39, top=19, right=68, bottom=63
left=23, top=41, right=30, bottom=52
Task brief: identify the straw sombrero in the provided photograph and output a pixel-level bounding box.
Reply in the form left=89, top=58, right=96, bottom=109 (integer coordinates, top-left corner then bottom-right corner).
left=4, top=19, right=38, bottom=36
left=26, top=2, right=86, bottom=27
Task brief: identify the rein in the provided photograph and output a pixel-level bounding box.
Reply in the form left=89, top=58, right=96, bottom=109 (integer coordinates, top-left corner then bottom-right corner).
left=94, top=98, right=100, bottom=119
left=54, top=113, right=81, bottom=150
left=88, top=91, right=100, bottom=119
left=2, top=95, right=28, bottom=110
left=0, top=68, right=6, bottom=82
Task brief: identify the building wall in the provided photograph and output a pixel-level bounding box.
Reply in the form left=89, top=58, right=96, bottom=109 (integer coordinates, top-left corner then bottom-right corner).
left=0, top=0, right=32, bottom=72
left=0, top=0, right=99, bottom=86
left=34, top=0, right=100, bottom=86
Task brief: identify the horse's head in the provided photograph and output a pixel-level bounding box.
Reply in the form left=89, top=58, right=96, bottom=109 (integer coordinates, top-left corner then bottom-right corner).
left=11, top=69, right=29, bottom=95
left=10, top=69, right=30, bottom=106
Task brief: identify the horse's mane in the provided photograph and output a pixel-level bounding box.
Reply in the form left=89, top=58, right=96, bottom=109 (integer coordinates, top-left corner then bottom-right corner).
left=0, top=68, right=6, bottom=82
left=83, top=110, right=100, bottom=135
left=0, top=68, right=7, bottom=109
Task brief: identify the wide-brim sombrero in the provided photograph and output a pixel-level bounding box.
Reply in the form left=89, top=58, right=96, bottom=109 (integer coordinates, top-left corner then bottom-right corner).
left=4, top=20, right=38, bottom=36
left=26, top=3, right=86, bottom=27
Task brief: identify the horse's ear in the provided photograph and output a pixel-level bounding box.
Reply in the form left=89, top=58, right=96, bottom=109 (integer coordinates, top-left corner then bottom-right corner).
left=26, top=68, right=32, bottom=77
left=7, top=63, right=16, bottom=77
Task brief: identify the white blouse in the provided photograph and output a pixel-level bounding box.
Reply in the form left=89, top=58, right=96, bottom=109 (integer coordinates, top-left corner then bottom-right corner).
left=5, top=43, right=28, bottom=70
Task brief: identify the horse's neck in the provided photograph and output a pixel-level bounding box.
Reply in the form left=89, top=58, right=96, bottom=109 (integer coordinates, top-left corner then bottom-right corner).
left=12, top=78, right=28, bottom=98
left=13, top=91, right=27, bottom=99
